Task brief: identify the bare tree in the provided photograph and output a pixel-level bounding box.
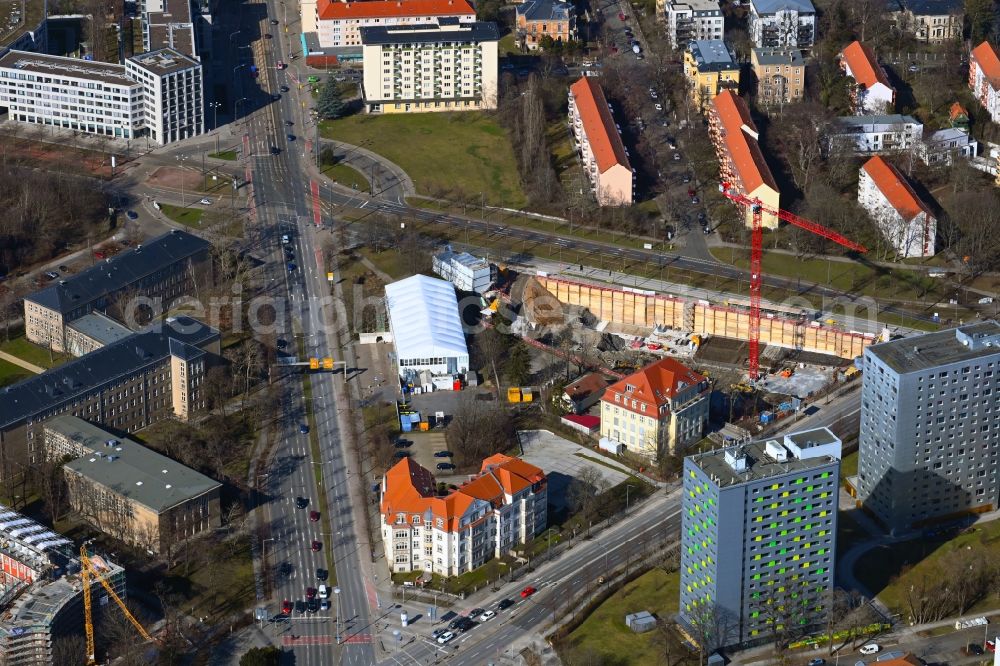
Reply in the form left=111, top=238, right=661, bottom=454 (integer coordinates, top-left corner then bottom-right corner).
left=445, top=395, right=515, bottom=467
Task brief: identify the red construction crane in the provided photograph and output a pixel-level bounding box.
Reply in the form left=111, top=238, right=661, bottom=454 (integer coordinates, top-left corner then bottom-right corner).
left=717, top=183, right=868, bottom=380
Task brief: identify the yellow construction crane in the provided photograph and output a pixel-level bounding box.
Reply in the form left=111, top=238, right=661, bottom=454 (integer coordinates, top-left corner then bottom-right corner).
left=81, top=543, right=155, bottom=665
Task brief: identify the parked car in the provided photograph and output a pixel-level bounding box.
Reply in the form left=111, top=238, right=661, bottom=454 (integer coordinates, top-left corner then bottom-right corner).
left=520, top=586, right=537, bottom=598
left=434, top=450, right=453, bottom=458
left=437, top=631, right=455, bottom=644
left=617, top=11, right=625, bottom=20
left=306, top=599, right=318, bottom=613
left=320, top=599, right=330, bottom=611
left=432, top=628, right=447, bottom=639
left=964, top=644, right=985, bottom=656
left=436, top=462, right=456, bottom=471
left=280, top=85, right=289, bottom=92
left=807, top=659, right=826, bottom=666
left=126, top=210, right=139, bottom=220
left=276, top=338, right=287, bottom=349
left=287, top=134, right=296, bottom=141
left=270, top=18, right=279, bottom=24
left=264, top=33, right=272, bottom=39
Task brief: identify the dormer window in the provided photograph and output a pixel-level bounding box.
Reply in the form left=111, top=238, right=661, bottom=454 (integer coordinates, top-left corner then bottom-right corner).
left=413, top=515, right=421, bottom=524
left=396, top=513, right=406, bottom=524
left=625, top=384, right=635, bottom=393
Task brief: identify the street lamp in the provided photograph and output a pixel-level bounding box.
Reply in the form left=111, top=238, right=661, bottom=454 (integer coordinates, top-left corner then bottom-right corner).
left=333, top=586, right=342, bottom=644
left=625, top=484, right=635, bottom=514
left=175, top=155, right=189, bottom=205
left=209, top=101, right=222, bottom=132
left=234, top=97, right=247, bottom=126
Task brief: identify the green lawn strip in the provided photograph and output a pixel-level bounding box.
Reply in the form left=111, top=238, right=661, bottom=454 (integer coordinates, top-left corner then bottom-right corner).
left=857, top=518, right=1000, bottom=613
left=0, top=359, right=30, bottom=387
left=840, top=450, right=858, bottom=480
left=159, top=203, right=205, bottom=227
left=321, top=113, right=527, bottom=207
left=0, top=336, right=67, bottom=369
left=564, top=568, right=679, bottom=665
left=209, top=150, right=238, bottom=161
left=322, top=162, right=371, bottom=193
left=358, top=248, right=411, bottom=280
left=301, top=363, right=337, bottom=586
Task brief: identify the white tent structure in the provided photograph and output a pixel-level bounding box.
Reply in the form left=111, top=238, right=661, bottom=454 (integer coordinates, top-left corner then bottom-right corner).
left=385, top=275, right=470, bottom=379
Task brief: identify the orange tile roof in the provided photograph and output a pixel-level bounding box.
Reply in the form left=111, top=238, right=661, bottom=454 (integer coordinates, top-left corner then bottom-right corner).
left=711, top=90, right=778, bottom=193
left=382, top=454, right=545, bottom=531
left=862, top=156, right=931, bottom=222
left=569, top=77, right=631, bottom=174
left=604, top=357, right=706, bottom=410
left=972, top=41, right=1000, bottom=89
left=317, top=0, right=475, bottom=21
left=874, top=655, right=923, bottom=666
left=949, top=101, right=968, bottom=120
left=840, top=41, right=891, bottom=90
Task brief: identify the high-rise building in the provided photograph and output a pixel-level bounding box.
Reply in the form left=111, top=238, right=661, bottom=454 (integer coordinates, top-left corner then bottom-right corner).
left=857, top=322, right=1000, bottom=532
left=679, top=428, right=840, bottom=646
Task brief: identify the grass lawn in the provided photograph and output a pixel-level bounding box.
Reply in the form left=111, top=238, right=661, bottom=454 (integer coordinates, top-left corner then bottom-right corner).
left=0, top=358, right=31, bottom=386
left=499, top=33, right=521, bottom=57
left=209, top=150, right=238, bottom=161
left=161, top=536, right=256, bottom=625
left=564, top=568, right=680, bottom=665
left=840, top=450, right=858, bottom=480
left=320, top=112, right=526, bottom=207
left=856, top=518, right=1000, bottom=613
left=322, top=162, right=370, bottom=193
left=0, top=336, right=67, bottom=369
left=359, top=248, right=413, bottom=280
left=160, top=203, right=204, bottom=227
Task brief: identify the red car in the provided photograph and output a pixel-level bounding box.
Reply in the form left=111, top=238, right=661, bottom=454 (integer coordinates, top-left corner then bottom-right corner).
left=311, top=540, right=322, bottom=552
left=988, top=640, right=996, bottom=653
left=618, top=11, right=626, bottom=20
left=282, top=599, right=292, bottom=614
left=309, top=511, right=320, bottom=522
left=306, top=587, right=317, bottom=599
left=520, top=586, right=536, bottom=598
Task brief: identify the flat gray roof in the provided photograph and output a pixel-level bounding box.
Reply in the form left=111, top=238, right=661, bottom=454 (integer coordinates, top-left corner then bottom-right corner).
left=0, top=317, right=218, bottom=429
left=751, top=0, right=815, bottom=13
left=25, top=229, right=210, bottom=315
left=753, top=47, right=804, bottom=66
left=868, top=322, right=1000, bottom=373
left=53, top=416, right=221, bottom=513
left=667, top=0, right=722, bottom=12
left=0, top=50, right=137, bottom=87
left=128, top=47, right=199, bottom=75
left=785, top=427, right=838, bottom=448
left=360, top=20, right=500, bottom=45
left=66, top=312, right=133, bottom=347
left=689, top=437, right=837, bottom=487
left=834, top=114, right=921, bottom=129
left=688, top=40, right=735, bottom=70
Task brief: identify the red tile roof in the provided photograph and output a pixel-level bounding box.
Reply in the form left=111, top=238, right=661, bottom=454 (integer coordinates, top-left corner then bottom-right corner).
left=840, top=41, right=891, bottom=90
left=318, top=0, right=475, bottom=21
left=564, top=373, right=609, bottom=403
left=949, top=101, right=968, bottom=120
left=569, top=77, right=631, bottom=174
left=562, top=413, right=601, bottom=429
left=972, top=41, right=1000, bottom=89
left=874, top=655, right=923, bottom=666
left=603, top=357, right=706, bottom=412
left=381, top=454, right=545, bottom=531
left=711, top=90, right=778, bottom=193
left=862, top=156, right=931, bottom=222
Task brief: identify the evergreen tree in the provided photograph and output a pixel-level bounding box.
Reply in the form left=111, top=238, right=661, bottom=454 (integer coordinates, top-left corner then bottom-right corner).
left=317, top=77, right=346, bottom=120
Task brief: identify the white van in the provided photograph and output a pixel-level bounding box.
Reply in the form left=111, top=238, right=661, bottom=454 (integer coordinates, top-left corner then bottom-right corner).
left=318, top=584, right=329, bottom=599
left=859, top=644, right=880, bottom=655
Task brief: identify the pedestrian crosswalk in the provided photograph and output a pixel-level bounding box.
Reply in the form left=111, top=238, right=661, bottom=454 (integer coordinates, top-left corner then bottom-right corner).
left=283, top=634, right=333, bottom=646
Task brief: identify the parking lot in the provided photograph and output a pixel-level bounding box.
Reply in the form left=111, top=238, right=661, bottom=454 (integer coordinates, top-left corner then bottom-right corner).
left=517, top=430, right=631, bottom=514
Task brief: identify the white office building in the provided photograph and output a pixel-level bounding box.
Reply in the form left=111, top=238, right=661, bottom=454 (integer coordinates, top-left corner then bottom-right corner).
left=748, top=0, right=816, bottom=48
left=0, top=48, right=202, bottom=146
left=360, top=19, right=499, bottom=114
left=432, top=247, right=493, bottom=293
left=316, top=0, right=476, bottom=50
left=126, top=49, right=204, bottom=145
left=0, top=51, right=145, bottom=139
left=663, top=0, right=724, bottom=50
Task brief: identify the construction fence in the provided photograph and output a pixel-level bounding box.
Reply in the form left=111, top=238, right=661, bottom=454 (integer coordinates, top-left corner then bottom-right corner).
left=536, top=276, right=873, bottom=360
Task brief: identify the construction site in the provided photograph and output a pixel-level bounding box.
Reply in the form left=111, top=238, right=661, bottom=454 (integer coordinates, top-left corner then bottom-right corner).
left=506, top=270, right=870, bottom=431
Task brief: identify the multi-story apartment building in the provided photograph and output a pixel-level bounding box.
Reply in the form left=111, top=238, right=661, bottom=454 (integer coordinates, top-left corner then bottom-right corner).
left=827, top=114, right=923, bottom=155
left=0, top=51, right=145, bottom=140
left=380, top=454, right=547, bottom=576
left=22, top=229, right=211, bottom=353
left=0, top=316, right=218, bottom=479
left=0, top=504, right=125, bottom=665
left=839, top=41, right=895, bottom=114
left=916, top=127, right=977, bottom=166
left=515, top=0, right=576, bottom=50
left=684, top=40, right=740, bottom=111
left=858, top=156, right=936, bottom=258
left=748, top=0, right=816, bottom=49
left=359, top=19, right=499, bottom=114
left=568, top=76, right=634, bottom=206
left=316, top=0, right=476, bottom=50
left=598, top=357, right=709, bottom=458
left=888, top=0, right=963, bottom=44
left=662, top=0, right=723, bottom=50
left=0, top=48, right=203, bottom=145
left=969, top=41, right=1000, bottom=124
left=709, top=90, right=781, bottom=228
left=125, top=49, right=204, bottom=145
left=46, top=416, right=221, bottom=554
left=751, top=48, right=805, bottom=106
left=679, top=428, right=841, bottom=646
left=857, top=322, right=1000, bottom=533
